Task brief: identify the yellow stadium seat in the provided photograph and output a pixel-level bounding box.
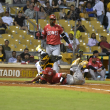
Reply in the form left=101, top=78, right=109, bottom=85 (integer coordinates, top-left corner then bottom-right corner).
left=12, top=34, right=23, bottom=40
left=59, top=19, right=68, bottom=27
left=91, top=46, right=102, bottom=53
left=31, top=39, right=41, bottom=45
left=0, top=38, right=5, bottom=45
left=65, top=9, right=69, bottom=14
left=17, top=30, right=27, bottom=37
left=89, top=17, right=97, bottom=21
left=69, top=20, right=75, bottom=26
left=25, top=35, right=34, bottom=40
left=10, top=7, right=20, bottom=16
left=14, top=44, right=26, bottom=51
left=20, top=39, right=31, bottom=45
left=28, top=48, right=35, bottom=52
left=79, top=45, right=90, bottom=52
left=9, top=44, right=15, bottom=51
left=54, top=12, right=60, bottom=20
left=38, top=19, right=48, bottom=29
left=9, top=38, right=19, bottom=45
left=9, top=26, right=19, bottom=32
left=1, top=34, right=12, bottom=40
left=8, top=30, right=17, bottom=35
left=27, top=19, right=37, bottom=32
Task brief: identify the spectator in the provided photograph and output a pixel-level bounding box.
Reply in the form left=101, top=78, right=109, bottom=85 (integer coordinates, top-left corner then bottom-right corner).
left=100, top=36, right=110, bottom=53
left=20, top=48, right=30, bottom=59
left=8, top=51, right=17, bottom=63
left=24, top=4, right=35, bottom=19
left=23, top=0, right=30, bottom=13
left=86, top=2, right=96, bottom=17
left=76, top=19, right=86, bottom=32
left=30, top=55, right=35, bottom=63
left=38, top=6, right=47, bottom=19
left=34, top=0, right=40, bottom=12
left=44, top=1, right=53, bottom=15
left=66, top=32, right=80, bottom=53
left=87, top=56, right=105, bottom=80
left=21, top=53, right=30, bottom=63
left=2, top=40, right=11, bottom=51
left=59, top=8, right=66, bottom=19
left=87, top=33, right=99, bottom=47
left=106, top=11, right=110, bottom=33
left=52, top=0, right=59, bottom=12
left=70, top=26, right=82, bottom=39
left=78, top=5, right=83, bottom=13
left=0, top=45, right=6, bottom=62
left=0, top=2, right=4, bottom=17
left=98, top=36, right=104, bottom=46
left=79, top=9, right=88, bottom=21
left=14, top=10, right=28, bottom=32
left=31, top=0, right=35, bottom=6
left=2, top=11, right=13, bottom=26
left=0, top=18, right=7, bottom=34
left=13, top=55, right=21, bottom=63
left=93, top=0, right=105, bottom=24
left=67, top=5, right=75, bottom=20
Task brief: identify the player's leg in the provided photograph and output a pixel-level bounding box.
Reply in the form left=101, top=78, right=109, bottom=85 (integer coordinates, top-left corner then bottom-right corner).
left=52, top=45, right=60, bottom=73
left=46, top=44, right=52, bottom=54
left=89, top=69, right=97, bottom=80
left=66, top=74, right=74, bottom=85
left=73, top=68, right=85, bottom=85
left=98, top=69, right=106, bottom=81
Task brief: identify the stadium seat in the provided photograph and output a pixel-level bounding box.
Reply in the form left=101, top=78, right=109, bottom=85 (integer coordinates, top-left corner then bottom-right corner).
left=27, top=19, right=37, bottom=32
left=79, top=45, right=90, bottom=52
left=2, top=6, right=6, bottom=13
left=91, top=46, right=102, bottom=53
left=25, top=35, right=34, bottom=40
left=28, top=48, right=35, bottom=52
left=17, top=30, right=27, bottom=37
left=0, top=38, right=5, bottom=45
left=59, top=19, right=68, bottom=27
left=69, top=20, right=75, bottom=26
left=31, top=39, right=41, bottom=45
left=89, top=17, right=97, bottom=21
left=8, top=30, right=17, bottom=35
left=20, top=39, right=31, bottom=45
left=9, top=44, right=15, bottom=51
left=80, top=32, right=89, bottom=43
left=1, top=34, right=12, bottom=40
left=9, top=38, right=19, bottom=45
left=54, top=12, right=60, bottom=20
left=14, top=44, right=26, bottom=51
left=38, top=19, right=48, bottom=29
left=12, top=34, right=23, bottom=40
left=65, top=9, right=69, bottom=14
left=9, top=26, right=19, bottom=32
left=10, top=6, right=20, bottom=16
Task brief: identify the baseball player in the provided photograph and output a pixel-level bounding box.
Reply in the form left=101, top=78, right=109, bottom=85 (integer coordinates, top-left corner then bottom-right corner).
left=87, top=56, right=106, bottom=81
left=26, top=58, right=88, bottom=85
left=25, top=45, right=62, bottom=83
left=40, top=14, right=72, bottom=73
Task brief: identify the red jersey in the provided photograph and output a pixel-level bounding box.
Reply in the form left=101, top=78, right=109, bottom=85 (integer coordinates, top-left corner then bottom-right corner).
left=89, top=57, right=102, bottom=65
left=42, top=24, right=63, bottom=45
left=87, top=61, right=102, bottom=72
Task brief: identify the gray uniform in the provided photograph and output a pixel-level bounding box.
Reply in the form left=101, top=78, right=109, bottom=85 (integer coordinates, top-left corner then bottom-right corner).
left=89, top=69, right=106, bottom=81
left=46, top=44, right=60, bottom=73
left=66, top=66, right=85, bottom=85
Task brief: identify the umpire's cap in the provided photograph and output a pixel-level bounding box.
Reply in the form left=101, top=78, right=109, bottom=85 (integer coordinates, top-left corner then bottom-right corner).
left=93, top=50, right=99, bottom=54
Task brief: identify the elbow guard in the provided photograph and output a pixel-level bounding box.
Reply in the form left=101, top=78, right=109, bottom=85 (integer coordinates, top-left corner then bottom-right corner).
left=61, top=32, right=70, bottom=44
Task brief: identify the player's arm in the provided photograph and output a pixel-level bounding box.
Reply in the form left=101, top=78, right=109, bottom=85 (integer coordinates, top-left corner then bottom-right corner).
left=61, top=32, right=70, bottom=44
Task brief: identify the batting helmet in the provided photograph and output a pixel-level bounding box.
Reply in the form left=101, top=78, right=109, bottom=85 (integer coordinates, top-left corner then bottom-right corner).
left=42, top=67, right=54, bottom=76
left=49, top=14, right=56, bottom=20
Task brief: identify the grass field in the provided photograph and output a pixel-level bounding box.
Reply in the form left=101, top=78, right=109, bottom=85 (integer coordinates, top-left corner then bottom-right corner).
left=0, top=86, right=110, bottom=110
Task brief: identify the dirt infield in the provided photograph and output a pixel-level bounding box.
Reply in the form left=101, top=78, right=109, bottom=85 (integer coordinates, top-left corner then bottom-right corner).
left=0, top=80, right=110, bottom=94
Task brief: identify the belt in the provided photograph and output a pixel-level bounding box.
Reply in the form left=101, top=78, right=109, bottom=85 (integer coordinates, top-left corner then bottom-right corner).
left=48, top=44, right=55, bottom=46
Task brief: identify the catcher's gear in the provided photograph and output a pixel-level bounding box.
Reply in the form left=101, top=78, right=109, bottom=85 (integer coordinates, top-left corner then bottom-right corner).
left=50, top=55, right=62, bottom=62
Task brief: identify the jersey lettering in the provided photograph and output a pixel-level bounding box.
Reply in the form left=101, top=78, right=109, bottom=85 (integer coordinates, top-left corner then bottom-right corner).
left=47, top=31, right=58, bottom=36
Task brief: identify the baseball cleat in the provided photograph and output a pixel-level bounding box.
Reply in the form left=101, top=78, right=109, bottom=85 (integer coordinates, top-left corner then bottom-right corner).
left=36, top=45, right=42, bottom=52
left=79, top=61, right=88, bottom=67
left=71, top=58, right=80, bottom=67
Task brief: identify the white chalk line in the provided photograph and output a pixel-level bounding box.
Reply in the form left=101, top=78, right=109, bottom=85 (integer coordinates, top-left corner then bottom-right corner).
left=59, top=85, right=110, bottom=92
left=85, top=83, right=110, bottom=87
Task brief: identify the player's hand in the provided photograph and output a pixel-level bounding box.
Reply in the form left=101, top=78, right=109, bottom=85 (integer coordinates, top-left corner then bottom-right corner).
left=97, top=69, right=102, bottom=72
left=68, top=44, right=73, bottom=50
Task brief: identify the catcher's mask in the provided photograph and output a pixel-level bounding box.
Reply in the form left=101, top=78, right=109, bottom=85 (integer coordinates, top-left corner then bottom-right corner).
left=40, top=53, right=50, bottom=67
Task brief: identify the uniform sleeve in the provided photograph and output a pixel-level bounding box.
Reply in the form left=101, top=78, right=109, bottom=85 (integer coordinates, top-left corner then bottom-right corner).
left=42, top=26, right=47, bottom=36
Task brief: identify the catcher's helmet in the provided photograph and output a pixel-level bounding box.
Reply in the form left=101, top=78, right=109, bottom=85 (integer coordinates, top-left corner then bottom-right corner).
left=49, top=14, right=56, bottom=20
left=40, top=53, right=50, bottom=68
